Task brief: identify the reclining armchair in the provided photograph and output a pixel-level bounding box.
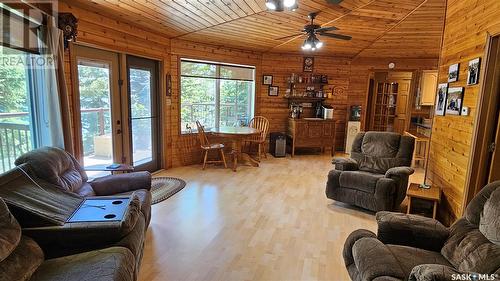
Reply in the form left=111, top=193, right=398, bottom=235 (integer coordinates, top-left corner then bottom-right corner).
left=344, top=180, right=500, bottom=281
left=326, top=131, right=415, bottom=212
left=14, top=147, right=152, bottom=226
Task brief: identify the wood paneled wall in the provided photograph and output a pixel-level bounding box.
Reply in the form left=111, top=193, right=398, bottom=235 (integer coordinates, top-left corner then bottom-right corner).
left=260, top=54, right=350, bottom=148
left=426, top=0, right=500, bottom=225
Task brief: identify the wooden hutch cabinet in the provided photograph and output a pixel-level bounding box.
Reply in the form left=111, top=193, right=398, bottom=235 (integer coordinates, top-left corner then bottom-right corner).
left=287, top=118, right=337, bottom=157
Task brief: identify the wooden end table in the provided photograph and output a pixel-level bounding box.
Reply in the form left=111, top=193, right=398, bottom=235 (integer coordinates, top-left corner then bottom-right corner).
left=406, top=183, right=441, bottom=219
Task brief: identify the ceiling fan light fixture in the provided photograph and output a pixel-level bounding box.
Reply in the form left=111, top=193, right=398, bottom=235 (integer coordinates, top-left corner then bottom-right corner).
left=265, top=0, right=277, bottom=10
left=283, top=0, right=296, bottom=7
left=316, top=40, right=323, bottom=48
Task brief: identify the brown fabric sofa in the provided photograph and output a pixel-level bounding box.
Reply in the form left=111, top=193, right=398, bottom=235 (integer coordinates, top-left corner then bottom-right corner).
left=0, top=198, right=135, bottom=281
left=14, top=146, right=152, bottom=226
left=344, top=181, right=500, bottom=281
left=326, top=132, right=415, bottom=211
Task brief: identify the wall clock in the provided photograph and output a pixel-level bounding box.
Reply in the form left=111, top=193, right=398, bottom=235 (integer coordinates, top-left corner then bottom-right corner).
left=303, top=57, right=314, bottom=72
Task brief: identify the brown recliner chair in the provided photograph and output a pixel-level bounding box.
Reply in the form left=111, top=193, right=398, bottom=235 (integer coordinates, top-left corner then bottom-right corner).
left=326, top=131, right=415, bottom=212
left=0, top=197, right=136, bottom=281
left=343, top=181, right=500, bottom=281
left=14, top=146, right=152, bottom=226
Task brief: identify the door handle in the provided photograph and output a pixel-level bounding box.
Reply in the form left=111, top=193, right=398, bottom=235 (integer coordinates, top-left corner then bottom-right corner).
left=117, top=129, right=122, bottom=134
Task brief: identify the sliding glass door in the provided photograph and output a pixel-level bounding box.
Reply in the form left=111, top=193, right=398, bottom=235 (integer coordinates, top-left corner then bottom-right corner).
left=126, top=56, right=160, bottom=172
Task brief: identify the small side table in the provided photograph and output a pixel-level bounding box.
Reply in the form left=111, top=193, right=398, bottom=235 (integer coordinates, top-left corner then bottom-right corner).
left=407, top=183, right=441, bottom=219
left=85, top=164, right=134, bottom=175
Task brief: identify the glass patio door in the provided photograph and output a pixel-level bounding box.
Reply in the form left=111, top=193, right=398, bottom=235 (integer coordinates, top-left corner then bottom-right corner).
left=126, top=56, right=160, bottom=172
left=74, top=46, right=122, bottom=175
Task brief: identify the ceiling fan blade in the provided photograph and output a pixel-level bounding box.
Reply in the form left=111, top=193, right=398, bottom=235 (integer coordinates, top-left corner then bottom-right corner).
left=326, top=0, right=343, bottom=4
left=319, top=33, right=352, bottom=40
left=275, top=33, right=304, bottom=40
left=315, top=26, right=337, bottom=32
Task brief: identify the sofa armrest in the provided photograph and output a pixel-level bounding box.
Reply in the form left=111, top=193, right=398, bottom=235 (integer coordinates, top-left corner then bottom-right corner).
left=385, top=166, right=414, bottom=178
left=352, top=236, right=406, bottom=281
left=376, top=211, right=449, bottom=252
left=332, top=157, right=359, bottom=171
left=90, top=172, right=151, bottom=196
left=343, top=229, right=377, bottom=267
left=409, top=264, right=465, bottom=281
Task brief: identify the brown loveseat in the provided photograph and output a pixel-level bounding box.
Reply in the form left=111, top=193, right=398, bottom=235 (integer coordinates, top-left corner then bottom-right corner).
left=326, top=131, right=415, bottom=212
left=0, top=197, right=136, bottom=281
left=344, top=181, right=500, bottom=281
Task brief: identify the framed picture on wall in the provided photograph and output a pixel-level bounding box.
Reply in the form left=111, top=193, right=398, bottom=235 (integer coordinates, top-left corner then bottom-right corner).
left=303, top=57, right=314, bottom=72
left=263, top=75, right=273, bottom=85
left=435, top=83, right=448, bottom=116
left=445, top=87, right=464, bottom=115
left=268, top=86, right=279, bottom=96
left=448, top=63, right=459, bottom=82
left=467, top=58, right=481, bottom=85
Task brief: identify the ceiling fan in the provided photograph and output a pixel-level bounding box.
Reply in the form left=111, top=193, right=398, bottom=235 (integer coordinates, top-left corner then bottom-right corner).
left=275, top=12, right=352, bottom=51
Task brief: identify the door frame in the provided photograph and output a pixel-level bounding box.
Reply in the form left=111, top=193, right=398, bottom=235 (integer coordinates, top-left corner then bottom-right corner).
left=463, top=33, right=500, bottom=210
left=126, top=55, right=161, bottom=172
left=70, top=45, right=123, bottom=164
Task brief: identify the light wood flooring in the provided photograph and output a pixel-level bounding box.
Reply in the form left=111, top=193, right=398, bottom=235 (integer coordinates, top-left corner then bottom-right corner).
left=139, top=154, right=424, bottom=281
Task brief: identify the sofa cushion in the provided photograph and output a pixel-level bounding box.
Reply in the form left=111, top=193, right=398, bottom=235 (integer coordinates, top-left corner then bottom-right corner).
left=30, top=247, right=135, bottom=281
left=0, top=199, right=21, bottom=262
left=0, top=236, right=44, bottom=281
left=479, top=187, right=500, bottom=245
left=387, top=244, right=452, bottom=276
left=14, top=147, right=87, bottom=192
left=442, top=218, right=500, bottom=274
left=339, top=171, right=384, bottom=193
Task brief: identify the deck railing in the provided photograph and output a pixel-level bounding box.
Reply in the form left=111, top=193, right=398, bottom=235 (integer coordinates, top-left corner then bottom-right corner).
left=0, top=116, right=31, bottom=173
left=0, top=108, right=110, bottom=173
left=181, top=102, right=249, bottom=132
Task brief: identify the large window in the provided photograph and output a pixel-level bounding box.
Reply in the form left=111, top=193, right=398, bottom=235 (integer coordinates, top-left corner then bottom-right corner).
left=180, top=59, right=255, bottom=133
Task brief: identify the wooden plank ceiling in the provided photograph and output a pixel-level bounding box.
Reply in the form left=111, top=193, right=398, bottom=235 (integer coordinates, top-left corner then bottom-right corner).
left=63, top=0, right=446, bottom=58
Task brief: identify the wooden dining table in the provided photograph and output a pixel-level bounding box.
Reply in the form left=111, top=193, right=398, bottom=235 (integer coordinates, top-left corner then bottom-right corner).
left=209, top=126, right=261, bottom=172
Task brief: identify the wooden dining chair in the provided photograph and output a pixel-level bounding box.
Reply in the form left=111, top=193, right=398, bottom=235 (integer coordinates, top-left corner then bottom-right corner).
left=246, top=116, right=270, bottom=161
left=196, top=121, right=227, bottom=170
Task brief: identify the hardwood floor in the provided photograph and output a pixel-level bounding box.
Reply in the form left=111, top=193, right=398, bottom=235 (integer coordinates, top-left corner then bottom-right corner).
left=139, top=154, right=424, bottom=281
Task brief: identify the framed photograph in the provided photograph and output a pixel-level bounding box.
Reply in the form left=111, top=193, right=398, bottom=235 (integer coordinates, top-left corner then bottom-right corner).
left=263, top=75, right=273, bottom=85
left=303, top=57, right=314, bottom=72
left=467, top=57, right=481, bottom=85
left=435, top=83, right=448, bottom=116
left=445, top=87, right=464, bottom=115
left=268, top=86, right=279, bottom=96
left=448, top=63, right=459, bottom=82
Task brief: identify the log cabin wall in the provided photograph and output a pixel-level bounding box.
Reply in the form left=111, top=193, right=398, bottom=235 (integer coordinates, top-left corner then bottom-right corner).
left=260, top=54, right=350, bottom=150
left=426, top=0, right=500, bottom=225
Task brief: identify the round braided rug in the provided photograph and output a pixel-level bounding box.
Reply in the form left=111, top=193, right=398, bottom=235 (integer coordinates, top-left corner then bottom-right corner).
left=150, top=177, right=186, bottom=205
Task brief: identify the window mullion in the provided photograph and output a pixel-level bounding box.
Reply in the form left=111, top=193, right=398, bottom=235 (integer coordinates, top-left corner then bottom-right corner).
left=215, top=65, right=221, bottom=127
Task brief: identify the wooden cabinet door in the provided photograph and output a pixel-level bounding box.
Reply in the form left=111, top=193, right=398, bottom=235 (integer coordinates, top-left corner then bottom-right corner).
left=394, top=81, right=410, bottom=134
left=420, top=71, right=438, bottom=106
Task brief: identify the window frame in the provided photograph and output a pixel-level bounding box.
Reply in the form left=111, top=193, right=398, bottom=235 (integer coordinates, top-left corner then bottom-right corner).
left=179, top=58, right=256, bottom=135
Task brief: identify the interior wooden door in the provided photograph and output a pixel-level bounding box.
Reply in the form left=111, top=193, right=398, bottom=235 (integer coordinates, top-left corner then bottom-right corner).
left=488, top=110, right=500, bottom=182
left=394, top=80, right=411, bottom=134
